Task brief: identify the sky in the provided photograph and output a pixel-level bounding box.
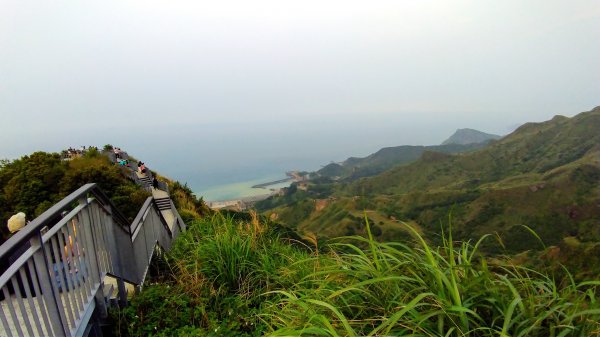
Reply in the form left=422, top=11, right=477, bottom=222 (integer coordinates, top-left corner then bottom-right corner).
left=1, top=1, right=599, bottom=192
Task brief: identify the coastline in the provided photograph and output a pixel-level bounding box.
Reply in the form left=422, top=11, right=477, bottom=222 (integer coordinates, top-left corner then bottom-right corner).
left=251, top=177, right=293, bottom=188
left=207, top=192, right=276, bottom=210
left=206, top=171, right=305, bottom=210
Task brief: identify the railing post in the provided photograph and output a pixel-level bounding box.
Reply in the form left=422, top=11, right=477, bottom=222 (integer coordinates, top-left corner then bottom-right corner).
left=79, top=197, right=108, bottom=319
left=100, top=203, right=129, bottom=307
left=116, top=277, right=127, bottom=307
left=30, top=233, right=68, bottom=337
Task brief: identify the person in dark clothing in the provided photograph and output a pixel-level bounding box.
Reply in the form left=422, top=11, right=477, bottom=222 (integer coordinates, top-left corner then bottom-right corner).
left=152, top=177, right=159, bottom=189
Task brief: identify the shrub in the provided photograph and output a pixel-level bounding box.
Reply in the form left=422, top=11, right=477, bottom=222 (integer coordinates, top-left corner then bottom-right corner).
left=116, top=215, right=600, bottom=337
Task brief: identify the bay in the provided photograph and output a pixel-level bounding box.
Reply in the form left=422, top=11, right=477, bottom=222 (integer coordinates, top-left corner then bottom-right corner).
left=199, top=173, right=293, bottom=201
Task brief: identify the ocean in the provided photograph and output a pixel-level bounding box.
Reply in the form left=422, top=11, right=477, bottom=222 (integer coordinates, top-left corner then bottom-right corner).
left=197, top=173, right=294, bottom=201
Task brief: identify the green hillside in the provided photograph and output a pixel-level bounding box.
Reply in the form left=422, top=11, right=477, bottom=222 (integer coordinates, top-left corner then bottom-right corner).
left=2, top=126, right=598, bottom=337
left=317, top=142, right=490, bottom=181
left=112, top=214, right=600, bottom=336
left=260, top=107, right=600, bottom=256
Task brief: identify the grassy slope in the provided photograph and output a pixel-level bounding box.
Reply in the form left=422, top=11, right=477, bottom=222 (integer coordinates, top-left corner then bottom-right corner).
left=347, top=111, right=600, bottom=195
left=263, top=108, right=600, bottom=253
left=151, top=171, right=211, bottom=221
left=113, top=215, right=600, bottom=336
left=318, top=142, right=491, bottom=181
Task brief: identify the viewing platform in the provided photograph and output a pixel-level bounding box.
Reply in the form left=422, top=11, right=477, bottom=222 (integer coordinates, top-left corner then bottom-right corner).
left=0, top=147, right=187, bottom=337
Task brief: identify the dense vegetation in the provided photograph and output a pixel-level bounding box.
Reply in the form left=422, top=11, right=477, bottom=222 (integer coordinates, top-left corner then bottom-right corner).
left=259, top=108, right=600, bottom=259
left=2, top=109, right=599, bottom=335
left=0, top=149, right=150, bottom=242
left=0, top=147, right=210, bottom=243
left=112, top=214, right=600, bottom=336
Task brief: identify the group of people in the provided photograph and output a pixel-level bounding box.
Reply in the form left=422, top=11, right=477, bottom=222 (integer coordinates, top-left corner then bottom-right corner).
left=62, top=146, right=99, bottom=160
left=107, top=147, right=162, bottom=190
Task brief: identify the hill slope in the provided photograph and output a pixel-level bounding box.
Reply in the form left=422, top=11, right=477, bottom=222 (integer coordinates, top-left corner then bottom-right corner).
left=262, top=107, right=600, bottom=253
left=115, top=215, right=600, bottom=336
left=317, top=141, right=489, bottom=181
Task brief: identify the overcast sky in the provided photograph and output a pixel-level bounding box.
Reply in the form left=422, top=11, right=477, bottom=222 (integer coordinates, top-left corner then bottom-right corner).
left=1, top=1, right=599, bottom=186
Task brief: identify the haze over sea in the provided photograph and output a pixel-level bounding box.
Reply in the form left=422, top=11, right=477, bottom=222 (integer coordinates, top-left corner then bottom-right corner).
left=0, top=109, right=590, bottom=202
left=156, top=116, right=502, bottom=201
left=125, top=108, right=584, bottom=201
left=2, top=1, right=599, bottom=200
left=1, top=111, right=527, bottom=199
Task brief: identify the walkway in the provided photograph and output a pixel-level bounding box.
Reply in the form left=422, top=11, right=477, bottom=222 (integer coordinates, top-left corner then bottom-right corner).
left=1, top=148, right=187, bottom=336
left=135, top=171, right=176, bottom=231
left=111, top=148, right=177, bottom=232
left=0, top=180, right=186, bottom=336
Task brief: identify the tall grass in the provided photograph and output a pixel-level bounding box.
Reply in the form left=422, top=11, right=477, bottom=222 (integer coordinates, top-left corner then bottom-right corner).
left=116, top=214, right=600, bottom=336
left=262, top=220, right=600, bottom=336
left=170, top=212, right=313, bottom=296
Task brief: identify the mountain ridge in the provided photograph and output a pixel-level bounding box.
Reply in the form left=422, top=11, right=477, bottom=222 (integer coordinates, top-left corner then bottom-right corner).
left=260, top=107, right=600, bottom=254
left=317, top=142, right=490, bottom=181
left=441, top=128, right=502, bottom=145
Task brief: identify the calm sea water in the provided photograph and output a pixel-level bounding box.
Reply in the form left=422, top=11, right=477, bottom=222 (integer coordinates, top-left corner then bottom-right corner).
left=198, top=173, right=293, bottom=201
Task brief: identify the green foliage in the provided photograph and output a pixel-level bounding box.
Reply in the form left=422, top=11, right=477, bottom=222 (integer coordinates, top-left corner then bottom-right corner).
left=255, top=189, right=311, bottom=211
left=112, top=184, right=152, bottom=221
left=263, top=224, right=600, bottom=336
left=59, top=155, right=150, bottom=221
left=0, top=151, right=149, bottom=242
left=112, top=213, right=312, bottom=336
left=170, top=181, right=211, bottom=219
left=0, top=152, right=67, bottom=240
left=170, top=213, right=310, bottom=297
left=60, top=160, right=121, bottom=195
left=83, top=147, right=101, bottom=158
left=260, top=108, right=600, bottom=255
left=178, top=209, right=200, bottom=224
left=116, top=215, right=600, bottom=336
left=316, top=143, right=489, bottom=181
left=112, top=285, right=202, bottom=336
